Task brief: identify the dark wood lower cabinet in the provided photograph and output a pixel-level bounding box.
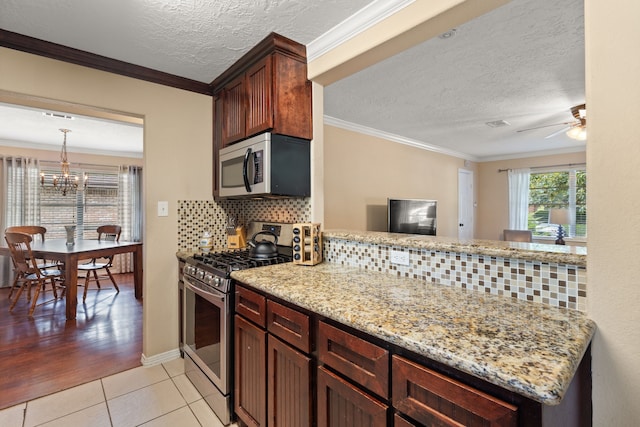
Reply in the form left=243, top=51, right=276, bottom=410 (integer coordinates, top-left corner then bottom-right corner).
left=235, top=314, right=267, bottom=427
left=317, top=366, right=388, bottom=427
left=393, top=414, right=418, bottom=427
left=268, top=335, right=312, bottom=427
left=233, top=283, right=590, bottom=427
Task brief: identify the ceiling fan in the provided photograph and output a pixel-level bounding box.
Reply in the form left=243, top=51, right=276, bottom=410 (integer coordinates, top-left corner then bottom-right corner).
left=517, top=104, right=587, bottom=140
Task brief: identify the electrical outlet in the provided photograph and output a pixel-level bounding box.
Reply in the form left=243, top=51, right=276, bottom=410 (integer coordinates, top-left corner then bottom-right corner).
left=390, top=249, right=410, bottom=266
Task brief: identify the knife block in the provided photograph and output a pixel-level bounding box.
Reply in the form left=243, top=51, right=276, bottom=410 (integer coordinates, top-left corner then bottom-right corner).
left=227, top=226, right=247, bottom=249
left=292, top=223, right=322, bottom=265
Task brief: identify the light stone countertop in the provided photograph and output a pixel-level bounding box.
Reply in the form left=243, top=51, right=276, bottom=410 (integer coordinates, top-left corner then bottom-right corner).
left=231, top=262, right=595, bottom=406
left=323, top=229, right=587, bottom=267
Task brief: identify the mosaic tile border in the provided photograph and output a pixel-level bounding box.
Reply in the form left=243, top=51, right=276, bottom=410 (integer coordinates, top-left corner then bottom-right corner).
left=324, top=238, right=587, bottom=311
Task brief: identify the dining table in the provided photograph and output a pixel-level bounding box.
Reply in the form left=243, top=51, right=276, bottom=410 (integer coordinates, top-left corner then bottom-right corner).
left=0, top=238, right=143, bottom=320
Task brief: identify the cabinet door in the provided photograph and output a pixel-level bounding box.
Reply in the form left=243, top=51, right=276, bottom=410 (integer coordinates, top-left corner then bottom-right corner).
left=235, top=315, right=267, bottom=427
left=393, top=414, right=418, bottom=427
left=392, top=356, right=517, bottom=427
left=246, top=55, right=273, bottom=138
left=223, top=75, right=246, bottom=145
left=268, top=335, right=312, bottom=427
left=317, top=366, right=387, bottom=427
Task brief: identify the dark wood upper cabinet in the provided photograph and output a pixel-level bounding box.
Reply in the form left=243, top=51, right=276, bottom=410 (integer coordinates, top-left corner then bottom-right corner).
left=222, top=75, right=247, bottom=145
left=212, top=32, right=312, bottom=147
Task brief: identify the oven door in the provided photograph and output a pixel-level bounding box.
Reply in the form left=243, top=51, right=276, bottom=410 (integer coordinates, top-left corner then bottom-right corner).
left=183, top=276, right=231, bottom=395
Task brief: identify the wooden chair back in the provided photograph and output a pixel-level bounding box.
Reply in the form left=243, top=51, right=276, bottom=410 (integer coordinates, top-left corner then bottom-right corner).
left=4, top=232, right=42, bottom=278
left=97, top=225, right=121, bottom=242
left=5, top=226, right=47, bottom=243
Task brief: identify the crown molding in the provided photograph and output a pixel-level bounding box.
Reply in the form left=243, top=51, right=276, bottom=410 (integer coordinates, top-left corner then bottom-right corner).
left=324, top=115, right=477, bottom=161
left=0, top=29, right=212, bottom=95
left=306, top=0, right=415, bottom=62
left=478, top=146, right=586, bottom=163
left=0, top=139, right=142, bottom=159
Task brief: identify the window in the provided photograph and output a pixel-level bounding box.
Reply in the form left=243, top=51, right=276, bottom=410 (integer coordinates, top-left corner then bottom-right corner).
left=39, top=163, right=120, bottom=238
left=38, top=162, right=142, bottom=243
left=528, top=169, right=586, bottom=238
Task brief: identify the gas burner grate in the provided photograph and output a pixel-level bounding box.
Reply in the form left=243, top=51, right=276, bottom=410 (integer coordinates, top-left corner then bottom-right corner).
left=192, top=248, right=292, bottom=272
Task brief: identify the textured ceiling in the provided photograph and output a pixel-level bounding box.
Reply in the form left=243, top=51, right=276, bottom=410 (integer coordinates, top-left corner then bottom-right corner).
left=0, top=0, right=585, bottom=160
left=324, top=0, right=586, bottom=160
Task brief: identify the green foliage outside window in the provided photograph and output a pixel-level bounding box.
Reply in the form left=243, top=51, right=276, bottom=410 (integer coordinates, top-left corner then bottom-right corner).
left=528, top=170, right=586, bottom=238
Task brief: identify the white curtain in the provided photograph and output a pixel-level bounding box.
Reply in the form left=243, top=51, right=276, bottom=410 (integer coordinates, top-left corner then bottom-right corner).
left=0, top=157, right=41, bottom=286
left=116, top=165, right=143, bottom=273
left=508, top=168, right=531, bottom=230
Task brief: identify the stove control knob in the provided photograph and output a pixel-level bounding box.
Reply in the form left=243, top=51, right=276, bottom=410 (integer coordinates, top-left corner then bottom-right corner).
left=204, top=273, right=213, bottom=284
left=196, top=269, right=205, bottom=280
left=213, top=277, right=221, bottom=287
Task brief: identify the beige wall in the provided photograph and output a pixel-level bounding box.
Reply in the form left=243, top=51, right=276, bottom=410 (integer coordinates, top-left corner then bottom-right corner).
left=476, top=151, right=586, bottom=241
left=0, top=47, right=213, bottom=359
left=586, top=0, right=640, bottom=424
left=324, top=125, right=476, bottom=237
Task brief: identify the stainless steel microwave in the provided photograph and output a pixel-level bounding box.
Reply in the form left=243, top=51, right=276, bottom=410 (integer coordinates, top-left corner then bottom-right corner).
left=218, top=132, right=310, bottom=199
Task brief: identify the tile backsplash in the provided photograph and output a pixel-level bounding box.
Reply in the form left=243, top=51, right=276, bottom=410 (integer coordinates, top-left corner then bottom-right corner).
left=324, top=238, right=587, bottom=311
left=178, top=198, right=311, bottom=251
left=178, top=201, right=586, bottom=311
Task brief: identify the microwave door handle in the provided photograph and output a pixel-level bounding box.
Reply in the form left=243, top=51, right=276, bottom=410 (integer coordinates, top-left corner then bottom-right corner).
left=242, top=148, right=252, bottom=193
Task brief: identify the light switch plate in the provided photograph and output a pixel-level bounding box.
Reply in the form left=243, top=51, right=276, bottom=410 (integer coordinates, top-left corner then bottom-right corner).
left=157, top=201, right=169, bottom=217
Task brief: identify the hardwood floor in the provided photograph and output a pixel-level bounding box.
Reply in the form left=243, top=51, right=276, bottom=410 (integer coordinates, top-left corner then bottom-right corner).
left=0, top=273, right=143, bottom=410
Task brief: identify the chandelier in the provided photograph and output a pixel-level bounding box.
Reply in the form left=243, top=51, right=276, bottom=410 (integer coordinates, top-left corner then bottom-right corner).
left=40, top=128, right=88, bottom=196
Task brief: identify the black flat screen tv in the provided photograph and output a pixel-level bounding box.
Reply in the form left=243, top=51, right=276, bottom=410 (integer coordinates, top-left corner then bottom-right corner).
left=387, top=198, right=437, bottom=236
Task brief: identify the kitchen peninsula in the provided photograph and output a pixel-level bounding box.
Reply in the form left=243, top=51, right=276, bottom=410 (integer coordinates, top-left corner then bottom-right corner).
left=230, top=230, right=593, bottom=426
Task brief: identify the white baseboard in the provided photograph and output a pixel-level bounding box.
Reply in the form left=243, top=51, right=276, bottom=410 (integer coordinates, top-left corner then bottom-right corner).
left=140, top=348, right=181, bottom=366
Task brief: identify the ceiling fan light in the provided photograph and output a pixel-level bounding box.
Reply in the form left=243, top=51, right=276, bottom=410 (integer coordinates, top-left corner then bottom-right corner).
left=566, top=125, right=587, bottom=141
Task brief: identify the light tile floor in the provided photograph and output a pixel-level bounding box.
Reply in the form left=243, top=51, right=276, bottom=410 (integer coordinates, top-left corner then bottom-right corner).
left=0, top=357, right=239, bottom=427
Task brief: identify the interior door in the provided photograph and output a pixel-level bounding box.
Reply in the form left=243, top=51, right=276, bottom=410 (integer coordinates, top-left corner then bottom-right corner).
left=458, top=169, right=474, bottom=240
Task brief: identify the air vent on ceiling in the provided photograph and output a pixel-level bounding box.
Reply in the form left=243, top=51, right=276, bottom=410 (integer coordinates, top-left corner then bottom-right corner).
left=485, top=120, right=510, bottom=128
left=43, top=112, right=74, bottom=120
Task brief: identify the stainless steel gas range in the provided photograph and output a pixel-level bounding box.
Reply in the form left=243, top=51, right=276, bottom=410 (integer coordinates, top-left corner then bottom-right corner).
left=181, top=222, right=293, bottom=425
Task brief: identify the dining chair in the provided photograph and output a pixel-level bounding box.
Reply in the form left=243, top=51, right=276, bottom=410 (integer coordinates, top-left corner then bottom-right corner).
left=77, top=225, right=121, bottom=302
left=5, top=226, right=60, bottom=299
left=503, top=229, right=533, bottom=243
left=5, top=231, right=63, bottom=316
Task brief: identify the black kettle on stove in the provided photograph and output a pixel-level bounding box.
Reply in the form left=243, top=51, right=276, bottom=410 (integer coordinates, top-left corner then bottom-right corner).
left=248, top=231, right=279, bottom=259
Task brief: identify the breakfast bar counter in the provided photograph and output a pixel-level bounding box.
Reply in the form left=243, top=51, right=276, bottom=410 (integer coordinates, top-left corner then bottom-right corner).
left=231, top=262, right=595, bottom=406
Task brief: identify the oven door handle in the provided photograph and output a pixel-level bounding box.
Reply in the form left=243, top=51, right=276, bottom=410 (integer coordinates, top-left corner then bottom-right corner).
left=184, top=278, right=226, bottom=306
left=242, top=147, right=252, bottom=193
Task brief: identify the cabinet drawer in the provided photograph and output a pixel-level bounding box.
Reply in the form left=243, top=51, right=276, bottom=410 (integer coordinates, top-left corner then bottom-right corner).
left=235, top=285, right=266, bottom=327
left=392, top=356, right=517, bottom=427
left=267, top=299, right=310, bottom=353
left=318, top=321, right=389, bottom=398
